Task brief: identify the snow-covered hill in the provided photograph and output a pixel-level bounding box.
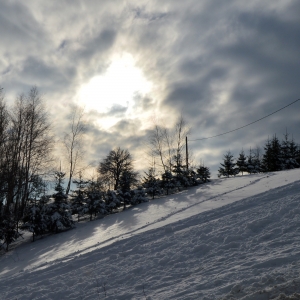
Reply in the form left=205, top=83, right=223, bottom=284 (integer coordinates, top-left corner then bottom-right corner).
left=1, top=170, right=300, bottom=299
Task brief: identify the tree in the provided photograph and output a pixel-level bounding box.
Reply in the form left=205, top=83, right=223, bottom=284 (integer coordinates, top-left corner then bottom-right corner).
left=118, top=170, right=138, bottom=209
left=247, top=148, right=255, bottom=174
left=21, top=175, right=49, bottom=241
left=98, top=147, right=135, bottom=190
left=197, top=164, right=211, bottom=183
left=46, top=171, right=74, bottom=233
left=143, top=167, right=161, bottom=199
left=85, top=179, right=106, bottom=221
left=262, top=135, right=282, bottom=172
left=280, top=131, right=299, bottom=169
left=261, top=138, right=272, bottom=172
left=1, top=87, right=53, bottom=215
left=130, top=186, right=148, bottom=205
left=70, top=172, right=88, bottom=222
left=0, top=204, right=22, bottom=252
left=64, top=107, right=85, bottom=195
left=105, top=190, right=120, bottom=213
left=147, top=115, right=190, bottom=174
left=236, top=149, right=247, bottom=175
left=161, top=170, right=174, bottom=195
left=218, top=151, right=238, bottom=178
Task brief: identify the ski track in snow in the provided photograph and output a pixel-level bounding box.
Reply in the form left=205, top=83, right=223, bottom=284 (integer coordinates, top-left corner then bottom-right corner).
left=1, top=170, right=300, bottom=299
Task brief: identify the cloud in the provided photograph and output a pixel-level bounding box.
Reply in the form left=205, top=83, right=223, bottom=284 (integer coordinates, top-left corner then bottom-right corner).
left=1, top=0, right=300, bottom=177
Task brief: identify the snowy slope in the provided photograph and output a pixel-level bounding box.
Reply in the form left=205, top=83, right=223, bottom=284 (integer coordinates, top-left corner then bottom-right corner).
left=0, top=169, right=300, bottom=299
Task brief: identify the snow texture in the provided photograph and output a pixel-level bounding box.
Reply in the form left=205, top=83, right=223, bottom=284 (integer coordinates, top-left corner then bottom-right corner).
left=0, top=169, right=300, bottom=299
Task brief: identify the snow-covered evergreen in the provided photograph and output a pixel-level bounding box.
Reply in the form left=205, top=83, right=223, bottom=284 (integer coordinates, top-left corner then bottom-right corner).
left=197, top=165, right=211, bottom=183
left=105, top=190, right=121, bottom=213
left=70, top=173, right=88, bottom=222
left=281, top=132, right=299, bottom=169
left=46, top=171, right=74, bottom=233
left=21, top=196, right=49, bottom=241
left=161, top=170, right=174, bottom=195
left=130, top=186, right=148, bottom=205
left=143, top=168, right=161, bottom=199
left=218, top=151, right=238, bottom=178
left=85, top=187, right=106, bottom=221
left=236, top=149, right=247, bottom=175
left=0, top=204, right=22, bottom=252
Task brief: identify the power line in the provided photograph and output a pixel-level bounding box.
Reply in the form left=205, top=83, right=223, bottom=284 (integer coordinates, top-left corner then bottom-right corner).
left=189, top=98, right=300, bottom=142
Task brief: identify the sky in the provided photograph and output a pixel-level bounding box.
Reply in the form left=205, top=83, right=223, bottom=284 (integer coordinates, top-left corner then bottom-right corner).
left=1, top=0, right=300, bottom=177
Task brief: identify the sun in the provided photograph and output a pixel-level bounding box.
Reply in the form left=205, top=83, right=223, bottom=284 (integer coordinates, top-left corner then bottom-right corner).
left=77, top=53, right=152, bottom=115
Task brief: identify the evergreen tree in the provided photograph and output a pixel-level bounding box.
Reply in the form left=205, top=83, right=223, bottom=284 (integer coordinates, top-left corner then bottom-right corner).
left=105, top=190, right=120, bottom=213
left=247, top=148, right=255, bottom=174
left=0, top=204, right=22, bottom=252
left=143, top=168, right=161, bottom=199
left=197, top=165, right=211, bottom=183
left=218, top=151, right=238, bottom=178
left=130, top=186, right=148, bottom=205
left=70, top=172, right=88, bottom=222
left=161, top=170, right=174, bottom=195
left=85, top=182, right=106, bottom=221
left=236, top=149, right=247, bottom=175
left=252, top=147, right=262, bottom=173
left=281, top=132, right=299, bottom=169
left=261, top=138, right=272, bottom=172
left=262, top=135, right=283, bottom=172
left=21, top=197, right=49, bottom=242
left=172, top=154, right=186, bottom=190
left=118, top=170, right=138, bottom=209
left=187, top=169, right=198, bottom=186
left=270, top=135, right=282, bottom=171
left=21, top=176, right=49, bottom=241
left=46, top=171, right=74, bottom=233
left=296, top=145, right=300, bottom=166
left=289, top=137, right=299, bottom=167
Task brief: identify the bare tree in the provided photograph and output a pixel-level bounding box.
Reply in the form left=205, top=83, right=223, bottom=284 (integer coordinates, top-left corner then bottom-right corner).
left=5, top=87, right=53, bottom=213
left=98, top=147, right=135, bottom=190
left=63, top=106, right=85, bottom=195
left=147, top=115, right=190, bottom=174
left=0, top=88, right=9, bottom=204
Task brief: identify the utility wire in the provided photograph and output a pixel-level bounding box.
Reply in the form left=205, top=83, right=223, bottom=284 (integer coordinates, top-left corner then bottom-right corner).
left=189, top=98, right=300, bottom=142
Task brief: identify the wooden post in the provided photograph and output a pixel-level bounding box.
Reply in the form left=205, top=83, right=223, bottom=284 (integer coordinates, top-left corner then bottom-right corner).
left=186, top=136, right=188, bottom=170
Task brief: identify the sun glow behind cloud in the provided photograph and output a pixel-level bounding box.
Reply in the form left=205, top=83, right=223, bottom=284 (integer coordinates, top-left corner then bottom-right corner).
left=77, top=53, right=152, bottom=128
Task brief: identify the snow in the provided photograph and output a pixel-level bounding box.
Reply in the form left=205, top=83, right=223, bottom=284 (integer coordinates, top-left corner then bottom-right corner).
left=1, top=169, right=300, bottom=299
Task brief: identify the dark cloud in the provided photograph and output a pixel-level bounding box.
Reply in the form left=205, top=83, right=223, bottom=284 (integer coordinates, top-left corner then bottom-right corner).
left=1, top=1, right=300, bottom=177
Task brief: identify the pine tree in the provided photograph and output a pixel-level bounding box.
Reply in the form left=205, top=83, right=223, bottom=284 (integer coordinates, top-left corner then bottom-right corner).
left=118, top=170, right=138, bottom=209
left=261, top=138, right=272, bottom=172
left=281, top=132, right=299, bottom=169
left=0, top=204, right=22, bottom=252
left=218, top=151, right=238, bottom=178
left=46, top=171, right=74, bottom=233
left=270, top=135, right=282, bottom=171
left=289, top=137, right=299, bottom=167
left=172, top=154, right=185, bottom=190
left=70, top=172, right=88, bottom=222
left=130, top=186, right=148, bottom=205
left=187, top=169, right=198, bottom=186
left=247, top=148, right=255, bottom=174
left=105, top=190, right=120, bottom=213
left=143, top=168, right=161, bottom=199
left=21, top=197, right=49, bottom=242
left=236, top=149, right=247, bottom=175
left=252, top=147, right=262, bottom=173
left=85, top=181, right=106, bottom=221
left=161, top=170, right=174, bottom=195
left=197, top=165, right=211, bottom=183
left=21, top=176, right=49, bottom=241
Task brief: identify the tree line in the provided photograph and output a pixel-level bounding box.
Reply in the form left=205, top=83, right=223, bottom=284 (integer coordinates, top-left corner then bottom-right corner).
left=218, top=132, right=300, bottom=177
left=0, top=87, right=210, bottom=252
